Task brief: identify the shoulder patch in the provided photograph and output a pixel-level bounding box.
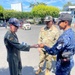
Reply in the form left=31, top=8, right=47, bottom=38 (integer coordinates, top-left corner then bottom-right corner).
left=9, top=37, right=13, bottom=40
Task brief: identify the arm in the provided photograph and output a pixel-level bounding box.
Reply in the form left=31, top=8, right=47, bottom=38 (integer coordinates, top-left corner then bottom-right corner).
left=5, top=38, right=30, bottom=51
left=4, top=32, right=31, bottom=51
left=39, top=35, right=70, bottom=55
left=6, top=38, right=38, bottom=51
left=39, top=42, right=59, bottom=55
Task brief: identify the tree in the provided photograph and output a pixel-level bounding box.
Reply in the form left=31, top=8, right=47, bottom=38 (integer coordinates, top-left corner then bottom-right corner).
left=3, top=10, right=16, bottom=19
left=31, top=4, right=60, bottom=18
left=0, top=5, right=4, bottom=13
left=3, top=9, right=33, bottom=20
left=0, top=5, right=4, bottom=19
left=31, top=5, right=60, bottom=24
left=29, top=2, right=46, bottom=8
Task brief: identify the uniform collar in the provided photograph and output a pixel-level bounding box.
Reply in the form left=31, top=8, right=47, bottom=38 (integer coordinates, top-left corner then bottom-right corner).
left=45, top=25, right=54, bottom=31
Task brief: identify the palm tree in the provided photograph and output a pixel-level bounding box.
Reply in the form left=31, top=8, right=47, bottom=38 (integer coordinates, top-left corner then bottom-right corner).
left=29, top=2, right=46, bottom=8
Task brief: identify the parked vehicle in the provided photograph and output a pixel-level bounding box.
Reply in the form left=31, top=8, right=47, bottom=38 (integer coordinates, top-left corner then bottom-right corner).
left=26, top=19, right=34, bottom=24
left=0, top=20, right=4, bottom=27
left=22, top=22, right=31, bottom=30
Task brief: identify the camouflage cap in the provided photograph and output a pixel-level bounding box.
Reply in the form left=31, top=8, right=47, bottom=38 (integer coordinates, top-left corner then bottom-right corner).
left=44, top=16, right=53, bottom=22
left=8, top=18, right=20, bottom=27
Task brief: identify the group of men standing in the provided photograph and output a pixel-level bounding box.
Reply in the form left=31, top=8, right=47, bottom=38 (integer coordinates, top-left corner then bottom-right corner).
left=4, top=13, right=75, bottom=75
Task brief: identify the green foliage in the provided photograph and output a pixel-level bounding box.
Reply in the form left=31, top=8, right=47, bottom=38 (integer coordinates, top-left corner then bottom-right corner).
left=29, top=2, right=46, bottom=8
left=0, top=5, right=4, bottom=13
left=3, top=10, right=16, bottom=19
left=23, top=12, right=33, bottom=18
left=31, top=5, right=47, bottom=18
left=0, top=4, right=60, bottom=20
left=3, top=10, right=33, bottom=20
left=0, top=5, right=4, bottom=19
left=47, top=6, right=60, bottom=17
left=31, top=5, right=60, bottom=18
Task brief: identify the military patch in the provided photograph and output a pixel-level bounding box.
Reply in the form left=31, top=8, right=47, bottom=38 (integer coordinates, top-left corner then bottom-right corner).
left=9, top=37, right=13, bottom=40
left=56, top=44, right=62, bottom=50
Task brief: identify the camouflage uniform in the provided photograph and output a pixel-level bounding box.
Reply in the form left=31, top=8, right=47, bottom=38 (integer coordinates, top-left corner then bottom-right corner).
left=38, top=25, right=60, bottom=71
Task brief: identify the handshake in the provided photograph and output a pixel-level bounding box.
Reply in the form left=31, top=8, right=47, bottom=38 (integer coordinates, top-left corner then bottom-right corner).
left=30, top=43, right=45, bottom=48
left=21, top=42, right=45, bottom=48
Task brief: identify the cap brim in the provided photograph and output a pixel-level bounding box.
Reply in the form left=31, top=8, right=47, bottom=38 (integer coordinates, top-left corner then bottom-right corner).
left=10, top=23, right=20, bottom=28
left=56, top=19, right=61, bottom=25
left=15, top=23, right=20, bottom=27
left=44, top=20, right=50, bottom=22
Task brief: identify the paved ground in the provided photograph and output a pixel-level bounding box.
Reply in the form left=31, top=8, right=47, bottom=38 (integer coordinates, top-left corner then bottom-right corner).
left=0, top=25, right=75, bottom=75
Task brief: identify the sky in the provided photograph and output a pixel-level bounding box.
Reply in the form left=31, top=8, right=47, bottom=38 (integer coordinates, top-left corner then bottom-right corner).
left=0, top=0, right=75, bottom=12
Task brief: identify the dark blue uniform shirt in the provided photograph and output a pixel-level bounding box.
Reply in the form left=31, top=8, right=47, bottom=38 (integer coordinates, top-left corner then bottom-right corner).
left=44, top=28, right=75, bottom=75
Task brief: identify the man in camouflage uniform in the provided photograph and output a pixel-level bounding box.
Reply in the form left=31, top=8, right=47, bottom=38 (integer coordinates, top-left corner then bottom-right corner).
left=35, top=16, right=60, bottom=75
left=4, top=18, right=38, bottom=75
left=39, top=13, right=75, bottom=75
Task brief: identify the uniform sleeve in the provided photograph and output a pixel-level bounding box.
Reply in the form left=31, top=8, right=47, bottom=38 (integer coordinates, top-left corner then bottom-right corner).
left=43, top=35, right=70, bottom=55
left=5, top=34, right=30, bottom=51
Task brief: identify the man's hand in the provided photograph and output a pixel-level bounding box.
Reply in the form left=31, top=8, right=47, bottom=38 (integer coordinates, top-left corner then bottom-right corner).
left=30, top=44, right=39, bottom=48
left=30, top=43, right=45, bottom=48
left=39, top=43, right=45, bottom=48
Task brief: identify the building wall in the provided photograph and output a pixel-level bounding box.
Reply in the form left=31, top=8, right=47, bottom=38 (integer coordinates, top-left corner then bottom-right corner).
left=60, top=6, right=75, bottom=18
left=65, top=6, right=75, bottom=18
left=11, top=3, right=23, bottom=12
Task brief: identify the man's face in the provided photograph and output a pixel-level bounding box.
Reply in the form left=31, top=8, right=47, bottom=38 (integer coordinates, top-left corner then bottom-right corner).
left=10, top=24, right=18, bottom=33
left=45, top=20, right=53, bottom=28
left=58, top=21, right=67, bottom=30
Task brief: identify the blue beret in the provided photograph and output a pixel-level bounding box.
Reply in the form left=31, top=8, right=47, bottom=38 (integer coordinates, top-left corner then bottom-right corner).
left=8, top=18, right=20, bottom=27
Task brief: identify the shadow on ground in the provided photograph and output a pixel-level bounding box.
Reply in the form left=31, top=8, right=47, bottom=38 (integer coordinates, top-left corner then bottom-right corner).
left=22, top=66, right=45, bottom=75
left=0, top=60, right=56, bottom=75
left=0, top=68, right=9, bottom=75
left=0, top=66, right=44, bottom=75
left=22, top=66, right=35, bottom=75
